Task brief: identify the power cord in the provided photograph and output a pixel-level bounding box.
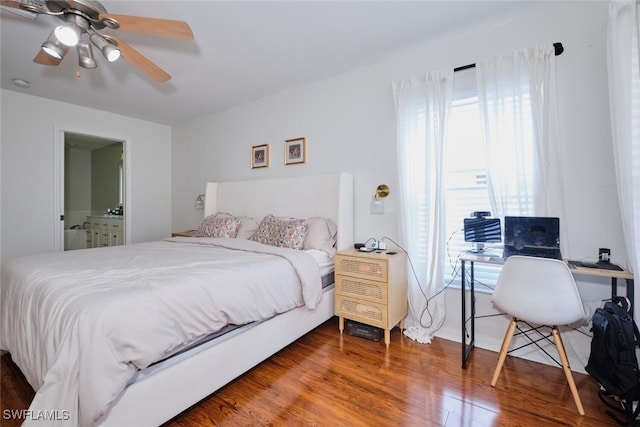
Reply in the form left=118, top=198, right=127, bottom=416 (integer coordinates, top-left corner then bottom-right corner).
left=379, top=236, right=431, bottom=328
left=381, top=231, right=465, bottom=329
left=381, top=231, right=501, bottom=330
left=364, top=237, right=377, bottom=248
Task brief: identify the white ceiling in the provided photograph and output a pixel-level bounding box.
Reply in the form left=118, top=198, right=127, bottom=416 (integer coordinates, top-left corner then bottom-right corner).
left=1, top=1, right=556, bottom=126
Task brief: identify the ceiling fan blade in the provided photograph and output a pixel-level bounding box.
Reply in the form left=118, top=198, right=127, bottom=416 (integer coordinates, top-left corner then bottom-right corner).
left=34, top=47, right=69, bottom=66
left=99, top=13, right=194, bottom=40
left=106, top=35, right=171, bottom=83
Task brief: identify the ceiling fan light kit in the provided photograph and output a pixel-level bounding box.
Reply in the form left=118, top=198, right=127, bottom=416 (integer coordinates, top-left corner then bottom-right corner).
left=53, top=22, right=80, bottom=46
left=41, top=30, right=66, bottom=59
left=89, top=31, right=119, bottom=62
left=2, top=0, right=194, bottom=82
left=76, top=40, right=96, bottom=68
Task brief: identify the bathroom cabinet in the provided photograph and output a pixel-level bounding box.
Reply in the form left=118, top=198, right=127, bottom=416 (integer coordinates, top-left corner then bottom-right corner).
left=86, top=216, right=124, bottom=248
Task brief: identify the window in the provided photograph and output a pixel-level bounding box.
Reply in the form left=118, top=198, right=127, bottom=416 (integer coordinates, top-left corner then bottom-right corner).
left=443, top=91, right=501, bottom=291
left=443, top=81, right=537, bottom=292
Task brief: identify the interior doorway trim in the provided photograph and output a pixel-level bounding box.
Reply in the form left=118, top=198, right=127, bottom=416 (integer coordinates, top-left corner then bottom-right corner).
left=53, top=125, right=132, bottom=251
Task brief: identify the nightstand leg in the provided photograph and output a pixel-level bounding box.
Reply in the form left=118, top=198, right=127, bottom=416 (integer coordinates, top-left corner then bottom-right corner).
left=384, top=329, right=390, bottom=348
left=339, top=316, right=344, bottom=334
left=400, top=318, right=405, bottom=330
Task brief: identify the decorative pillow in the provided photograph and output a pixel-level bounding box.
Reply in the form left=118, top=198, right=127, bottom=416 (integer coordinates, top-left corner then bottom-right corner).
left=250, top=214, right=309, bottom=249
left=209, top=212, right=235, bottom=220
left=195, top=215, right=241, bottom=238
left=304, top=217, right=338, bottom=256
left=203, top=212, right=259, bottom=239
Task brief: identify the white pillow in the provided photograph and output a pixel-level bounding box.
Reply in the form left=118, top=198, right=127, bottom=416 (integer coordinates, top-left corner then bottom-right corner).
left=236, top=217, right=259, bottom=239
left=303, top=217, right=337, bottom=256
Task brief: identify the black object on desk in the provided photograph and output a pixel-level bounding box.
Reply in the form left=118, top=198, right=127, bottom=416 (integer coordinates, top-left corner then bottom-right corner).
left=567, top=260, right=624, bottom=271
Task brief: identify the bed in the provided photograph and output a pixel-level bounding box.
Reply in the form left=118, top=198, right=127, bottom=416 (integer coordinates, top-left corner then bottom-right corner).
left=0, top=173, right=353, bottom=427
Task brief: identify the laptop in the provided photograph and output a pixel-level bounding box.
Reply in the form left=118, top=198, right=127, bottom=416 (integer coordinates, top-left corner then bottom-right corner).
left=502, top=216, right=562, bottom=260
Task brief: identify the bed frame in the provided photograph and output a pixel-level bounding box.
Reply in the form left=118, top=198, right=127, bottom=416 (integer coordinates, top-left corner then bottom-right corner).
left=99, top=173, right=353, bottom=426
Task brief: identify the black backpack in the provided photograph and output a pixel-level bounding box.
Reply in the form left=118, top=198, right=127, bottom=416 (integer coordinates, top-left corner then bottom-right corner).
left=586, top=297, right=640, bottom=426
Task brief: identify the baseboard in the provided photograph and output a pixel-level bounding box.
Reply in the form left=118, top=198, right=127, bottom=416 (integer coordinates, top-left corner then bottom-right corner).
left=435, top=324, right=588, bottom=375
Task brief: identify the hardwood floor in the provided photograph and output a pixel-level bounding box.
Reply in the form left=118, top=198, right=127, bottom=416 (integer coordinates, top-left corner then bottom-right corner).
left=1, top=317, right=619, bottom=426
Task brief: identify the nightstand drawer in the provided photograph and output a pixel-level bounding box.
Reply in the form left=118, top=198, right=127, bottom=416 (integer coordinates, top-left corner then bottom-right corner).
left=336, top=295, right=387, bottom=328
left=335, top=255, right=388, bottom=282
left=335, top=274, right=388, bottom=304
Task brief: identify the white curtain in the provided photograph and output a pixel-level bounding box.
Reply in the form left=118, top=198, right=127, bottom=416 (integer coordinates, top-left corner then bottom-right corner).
left=476, top=45, right=566, bottom=224
left=393, top=70, right=454, bottom=343
left=607, top=1, right=640, bottom=293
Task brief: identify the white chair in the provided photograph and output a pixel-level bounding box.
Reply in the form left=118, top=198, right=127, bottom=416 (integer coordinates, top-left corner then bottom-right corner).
left=490, top=255, right=587, bottom=415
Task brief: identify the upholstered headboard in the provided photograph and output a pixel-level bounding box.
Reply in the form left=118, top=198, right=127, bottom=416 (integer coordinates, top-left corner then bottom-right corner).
left=204, top=173, right=354, bottom=250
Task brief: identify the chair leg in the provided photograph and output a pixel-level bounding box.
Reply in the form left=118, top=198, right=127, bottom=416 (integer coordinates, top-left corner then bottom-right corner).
left=491, top=318, right=518, bottom=387
left=552, top=327, right=585, bottom=416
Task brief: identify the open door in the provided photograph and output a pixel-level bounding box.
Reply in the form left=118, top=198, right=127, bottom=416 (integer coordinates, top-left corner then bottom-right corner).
left=54, top=128, right=129, bottom=251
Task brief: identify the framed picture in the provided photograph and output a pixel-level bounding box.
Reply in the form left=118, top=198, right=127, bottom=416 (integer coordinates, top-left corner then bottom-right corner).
left=251, top=144, right=269, bottom=169
left=285, top=137, right=306, bottom=165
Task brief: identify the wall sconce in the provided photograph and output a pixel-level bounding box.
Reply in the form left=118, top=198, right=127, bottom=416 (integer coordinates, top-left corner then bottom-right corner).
left=195, top=194, right=205, bottom=210
left=370, top=184, right=390, bottom=215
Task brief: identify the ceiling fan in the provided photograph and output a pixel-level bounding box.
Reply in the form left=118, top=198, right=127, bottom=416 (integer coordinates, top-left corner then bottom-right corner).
left=0, top=0, right=194, bottom=82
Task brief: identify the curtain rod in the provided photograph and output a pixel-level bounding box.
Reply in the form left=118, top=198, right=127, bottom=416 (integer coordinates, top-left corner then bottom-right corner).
left=453, top=42, right=564, bottom=72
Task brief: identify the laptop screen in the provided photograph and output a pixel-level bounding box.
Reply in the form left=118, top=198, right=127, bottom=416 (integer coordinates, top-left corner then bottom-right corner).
left=504, top=216, right=560, bottom=250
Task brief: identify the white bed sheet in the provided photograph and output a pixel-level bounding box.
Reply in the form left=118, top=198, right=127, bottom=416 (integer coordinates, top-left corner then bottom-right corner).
left=304, top=249, right=335, bottom=276
left=0, top=238, right=323, bottom=427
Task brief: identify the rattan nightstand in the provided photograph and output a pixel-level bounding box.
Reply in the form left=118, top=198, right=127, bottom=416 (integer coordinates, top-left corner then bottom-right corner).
left=334, top=248, right=408, bottom=348
left=171, top=230, right=197, bottom=237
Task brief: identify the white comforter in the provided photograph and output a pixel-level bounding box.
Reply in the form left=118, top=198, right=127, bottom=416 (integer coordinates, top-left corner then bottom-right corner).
left=0, top=238, right=323, bottom=426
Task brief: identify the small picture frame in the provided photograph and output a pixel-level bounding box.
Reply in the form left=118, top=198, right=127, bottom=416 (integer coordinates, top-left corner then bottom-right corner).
left=285, top=137, right=306, bottom=165
left=251, top=144, right=269, bottom=169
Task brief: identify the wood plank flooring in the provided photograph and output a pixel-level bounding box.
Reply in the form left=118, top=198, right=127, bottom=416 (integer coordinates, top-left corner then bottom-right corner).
left=1, top=317, right=620, bottom=426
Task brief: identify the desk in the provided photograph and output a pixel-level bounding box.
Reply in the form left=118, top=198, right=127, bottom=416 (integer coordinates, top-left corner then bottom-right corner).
left=460, top=254, right=635, bottom=368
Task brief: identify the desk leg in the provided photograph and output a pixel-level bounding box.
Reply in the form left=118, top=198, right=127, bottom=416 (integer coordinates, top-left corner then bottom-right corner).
left=461, top=260, right=466, bottom=368
left=461, top=260, right=475, bottom=369
left=471, top=263, right=476, bottom=352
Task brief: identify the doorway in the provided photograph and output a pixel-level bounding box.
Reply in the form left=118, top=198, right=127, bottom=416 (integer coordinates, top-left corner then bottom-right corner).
left=55, top=128, right=129, bottom=251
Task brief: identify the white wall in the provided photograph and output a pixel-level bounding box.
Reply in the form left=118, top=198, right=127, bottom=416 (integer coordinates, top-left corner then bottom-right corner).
left=1, top=89, right=172, bottom=262
left=172, top=2, right=624, bottom=371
